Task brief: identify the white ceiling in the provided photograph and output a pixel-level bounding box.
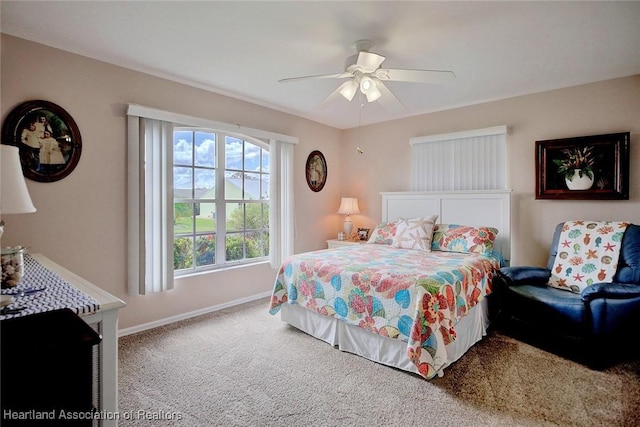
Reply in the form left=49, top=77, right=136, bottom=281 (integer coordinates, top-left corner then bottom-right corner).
left=2, top=1, right=639, bottom=130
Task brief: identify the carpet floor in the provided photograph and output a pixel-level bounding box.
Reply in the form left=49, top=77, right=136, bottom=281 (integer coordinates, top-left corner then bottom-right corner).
left=118, top=298, right=640, bottom=426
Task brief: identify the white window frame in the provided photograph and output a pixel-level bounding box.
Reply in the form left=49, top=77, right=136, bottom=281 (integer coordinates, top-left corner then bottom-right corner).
left=173, top=128, right=271, bottom=275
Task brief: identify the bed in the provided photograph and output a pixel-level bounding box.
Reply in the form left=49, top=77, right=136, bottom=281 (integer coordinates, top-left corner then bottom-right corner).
left=269, top=190, right=511, bottom=379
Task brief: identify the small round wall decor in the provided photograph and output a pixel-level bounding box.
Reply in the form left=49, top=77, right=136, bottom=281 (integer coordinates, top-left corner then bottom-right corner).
left=1, top=100, right=82, bottom=182
left=305, top=150, right=327, bottom=192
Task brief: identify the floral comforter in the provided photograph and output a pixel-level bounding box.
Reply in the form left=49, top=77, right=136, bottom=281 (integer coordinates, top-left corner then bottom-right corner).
left=268, top=244, right=501, bottom=379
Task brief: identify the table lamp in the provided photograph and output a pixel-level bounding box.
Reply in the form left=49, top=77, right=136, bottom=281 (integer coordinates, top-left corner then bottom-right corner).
left=337, top=197, right=360, bottom=236
left=1, top=145, right=37, bottom=288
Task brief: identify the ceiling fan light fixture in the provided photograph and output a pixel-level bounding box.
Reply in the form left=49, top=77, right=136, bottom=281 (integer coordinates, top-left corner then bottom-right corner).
left=359, top=76, right=375, bottom=94
left=339, top=80, right=358, bottom=101
left=359, top=75, right=381, bottom=102
left=365, top=86, right=381, bottom=102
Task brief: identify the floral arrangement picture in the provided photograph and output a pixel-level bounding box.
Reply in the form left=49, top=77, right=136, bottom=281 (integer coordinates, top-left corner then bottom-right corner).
left=552, top=145, right=597, bottom=190
left=535, top=132, right=630, bottom=200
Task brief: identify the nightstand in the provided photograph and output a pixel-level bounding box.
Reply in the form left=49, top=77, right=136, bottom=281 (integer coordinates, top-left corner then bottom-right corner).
left=327, top=239, right=367, bottom=249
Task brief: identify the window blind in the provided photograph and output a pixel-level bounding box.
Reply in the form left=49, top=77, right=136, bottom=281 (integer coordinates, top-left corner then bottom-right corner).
left=410, top=126, right=507, bottom=191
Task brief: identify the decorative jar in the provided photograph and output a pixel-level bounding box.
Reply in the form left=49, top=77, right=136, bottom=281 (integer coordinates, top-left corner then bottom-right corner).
left=1, top=246, right=26, bottom=288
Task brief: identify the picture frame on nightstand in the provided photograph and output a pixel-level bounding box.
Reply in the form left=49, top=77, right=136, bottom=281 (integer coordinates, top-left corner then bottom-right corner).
left=357, top=228, right=370, bottom=241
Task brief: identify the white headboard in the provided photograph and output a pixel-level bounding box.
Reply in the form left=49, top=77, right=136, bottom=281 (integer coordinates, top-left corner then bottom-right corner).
left=381, top=190, right=511, bottom=263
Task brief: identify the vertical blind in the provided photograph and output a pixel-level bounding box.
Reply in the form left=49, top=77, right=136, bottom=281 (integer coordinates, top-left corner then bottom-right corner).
left=127, top=116, right=175, bottom=295
left=410, top=126, right=507, bottom=191
left=268, top=139, right=295, bottom=269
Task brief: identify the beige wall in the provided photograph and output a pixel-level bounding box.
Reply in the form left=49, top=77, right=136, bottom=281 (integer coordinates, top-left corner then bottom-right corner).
left=2, top=34, right=639, bottom=330
left=342, top=76, right=640, bottom=267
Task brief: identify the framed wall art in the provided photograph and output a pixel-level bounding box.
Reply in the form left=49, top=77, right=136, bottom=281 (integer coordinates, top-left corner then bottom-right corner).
left=305, top=150, right=327, bottom=192
left=535, top=132, right=630, bottom=200
left=1, top=100, right=82, bottom=183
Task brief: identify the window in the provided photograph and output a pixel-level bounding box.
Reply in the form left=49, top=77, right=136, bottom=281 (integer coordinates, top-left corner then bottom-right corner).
left=127, top=105, right=296, bottom=295
left=173, top=129, right=270, bottom=274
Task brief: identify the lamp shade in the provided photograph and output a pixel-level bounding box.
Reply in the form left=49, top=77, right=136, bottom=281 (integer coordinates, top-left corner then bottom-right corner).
left=339, top=80, right=359, bottom=101
left=337, top=197, right=360, bottom=215
left=359, top=76, right=375, bottom=94
left=1, top=145, right=36, bottom=215
left=364, top=85, right=381, bottom=102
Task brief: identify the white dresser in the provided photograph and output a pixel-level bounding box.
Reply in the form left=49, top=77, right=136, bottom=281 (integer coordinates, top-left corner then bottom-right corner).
left=31, top=254, right=126, bottom=427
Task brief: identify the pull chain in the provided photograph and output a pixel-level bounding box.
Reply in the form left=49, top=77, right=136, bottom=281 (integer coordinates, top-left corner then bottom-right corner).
left=356, top=91, right=364, bottom=154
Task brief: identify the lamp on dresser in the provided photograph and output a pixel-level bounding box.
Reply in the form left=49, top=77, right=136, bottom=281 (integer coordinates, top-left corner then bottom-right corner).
left=1, top=144, right=37, bottom=235
left=1, top=145, right=37, bottom=289
left=337, top=197, right=360, bottom=237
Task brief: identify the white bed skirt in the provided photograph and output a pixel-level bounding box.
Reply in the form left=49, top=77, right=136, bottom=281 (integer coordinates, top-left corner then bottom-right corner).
left=280, top=299, right=490, bottom=377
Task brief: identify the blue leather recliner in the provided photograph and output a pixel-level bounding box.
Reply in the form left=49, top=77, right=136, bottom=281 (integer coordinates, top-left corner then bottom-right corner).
left=494, top=223, right=640, bottom=367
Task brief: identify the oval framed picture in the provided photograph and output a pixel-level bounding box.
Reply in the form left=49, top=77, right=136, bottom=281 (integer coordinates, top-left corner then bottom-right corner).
left=1, top=100, right=82, bottom=183
left=305, top=150, right=327, bottom=192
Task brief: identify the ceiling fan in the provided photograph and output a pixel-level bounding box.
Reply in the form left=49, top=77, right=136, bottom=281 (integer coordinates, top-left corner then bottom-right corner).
left=278, top=40, right=455, bottom=111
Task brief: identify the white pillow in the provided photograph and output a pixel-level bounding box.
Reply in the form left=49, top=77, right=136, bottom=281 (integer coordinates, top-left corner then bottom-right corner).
left=392, top=215, right=438, bottom=251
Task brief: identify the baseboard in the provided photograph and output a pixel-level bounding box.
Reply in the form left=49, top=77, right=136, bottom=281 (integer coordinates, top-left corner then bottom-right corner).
left=118, top=291, right=272, bottom=337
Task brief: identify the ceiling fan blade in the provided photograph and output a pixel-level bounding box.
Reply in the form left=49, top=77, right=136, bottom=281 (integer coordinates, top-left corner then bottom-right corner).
left=315, top=81, right=351, bottom=110
left=356, top=51, right=385, bottom=72
left=278, top=72, right=352, bottom=83
left=373, top=80, right=404, bottom=112
left=376, top=68, right=456, bottom=84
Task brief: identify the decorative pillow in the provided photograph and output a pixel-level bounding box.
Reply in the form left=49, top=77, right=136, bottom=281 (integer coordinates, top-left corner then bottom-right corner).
left=391, top=215, right=438, bottom=251
left=548, top=221, right=629, bottom=293
left=367, top=221, right=398, bottom=245
left=431, top=224, right=498, bottom=255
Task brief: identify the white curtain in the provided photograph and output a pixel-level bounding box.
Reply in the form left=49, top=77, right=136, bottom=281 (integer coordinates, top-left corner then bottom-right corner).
left=127, top=116, right=174, bottom=295
left=410, top=126, right=507, bottom=191
left=269, top=139, right=295, bottom=268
